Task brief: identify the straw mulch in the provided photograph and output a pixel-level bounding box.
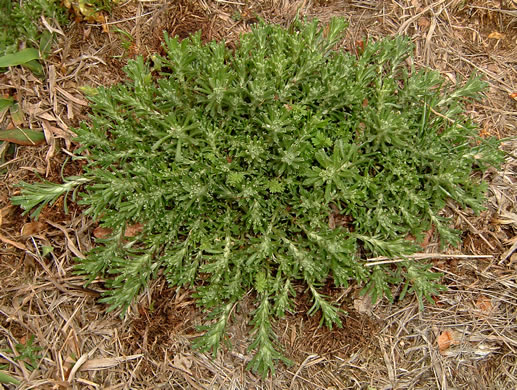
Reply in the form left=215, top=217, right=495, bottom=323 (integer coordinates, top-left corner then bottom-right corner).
left=0, top=1, right=516, bottom=388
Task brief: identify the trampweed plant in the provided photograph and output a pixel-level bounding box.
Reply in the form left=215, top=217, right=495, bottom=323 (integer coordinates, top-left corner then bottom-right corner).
left=12, top=18, right=503, bottom=375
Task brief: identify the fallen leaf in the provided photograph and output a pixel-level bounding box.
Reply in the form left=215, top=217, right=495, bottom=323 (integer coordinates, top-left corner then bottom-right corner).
left=492, top=211, right=517, bottom=226
left=509, top=92, right=517, bottom=101
left=79, top=354, right=143, bottom=371
left=93, top=226, right=112, bottom=239
left=437, top=330, right=460, bottom=353
left=56, top=86, right=89, bottom=106
left=0, top=234, right=26, bottom=250
left=478, top=127, right=491, bottom=138
left=21, top=221, right=46, bottom=237
left=420, top=225, right=434, bottom=248
left=417, top=17, right=430, bottom=29
left=355, top=40, right=365, bottom=55
left=0, top=205, right=16, bottom=226
left=475, top=295, right=492, bottom=314
left=125, top=223, right=144, bottom=237
left=353, top=294, right=375, bottom=315
left=172, top=353, right=193, bottom=375
left=487, top=31, right=504, bottom=40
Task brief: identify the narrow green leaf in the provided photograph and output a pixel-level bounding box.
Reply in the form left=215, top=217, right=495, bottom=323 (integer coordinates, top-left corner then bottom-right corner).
left=0, top=97, right=14, bottom=111
left=9, top=103, right=24, bottom=127
left=0, top=128, right=45, bottom=145
left=0, top=48, right=40, bottom=67
left=21, top=59, right=45, bottom=78
left=78, top=85, right=99, bottom=97
left=39, top=31, right=54, bottom=59
left=0, top=371, right=20, bottom=385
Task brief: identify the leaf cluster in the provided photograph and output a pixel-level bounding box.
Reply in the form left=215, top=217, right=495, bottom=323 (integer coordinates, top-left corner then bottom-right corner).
left=12, top=18, right=502, bottom=376
left=0, top=0, right=67, bottom=55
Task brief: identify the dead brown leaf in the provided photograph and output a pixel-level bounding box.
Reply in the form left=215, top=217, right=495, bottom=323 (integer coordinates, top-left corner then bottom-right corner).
left=475, top=295, right=493, bottom=314
left=21, top=221, right=47, bottom=237
left=437, top=330, right=460, bottom=353
left=0, top=234, right=26, bottom=250
left=417, top=16, right=431, bottom=29
left=487, top=31, right=504, bottom=39
left=79, top=354, right=143, bottom=371
left=93, top=223, right=143, bottom=239
left=172, top=353, right=193, bottom=375
left=353, top=294, right=375, bottom=316
left=0, top=205, right=16, bottom=226
left=125, top=223, right=144, bottom=237
left=93, top=226, right=112, bottom=239
left=420, top=225, right=434, bottom=248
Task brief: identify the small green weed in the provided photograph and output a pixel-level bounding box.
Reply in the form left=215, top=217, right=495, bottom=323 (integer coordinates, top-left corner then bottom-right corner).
left=0, top=0, right=68, bottom=56
left=0, top=0, right=113, bottom=75
left=12, top=18, right=503, bottom=376
left=14, top=335, right=42, bottom=371
left=113, top=27, right=134, bottom=58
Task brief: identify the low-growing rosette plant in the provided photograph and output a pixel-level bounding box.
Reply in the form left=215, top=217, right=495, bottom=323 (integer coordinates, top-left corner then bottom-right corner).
left=12, top=18, right=502, bottom=375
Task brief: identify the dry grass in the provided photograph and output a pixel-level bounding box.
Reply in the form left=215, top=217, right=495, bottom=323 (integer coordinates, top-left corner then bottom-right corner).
left=0, top=0, right=516, bottom=388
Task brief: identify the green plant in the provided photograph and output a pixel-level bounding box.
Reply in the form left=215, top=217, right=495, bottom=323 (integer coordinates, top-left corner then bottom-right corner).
left=0, top=371, right=20, bottom=385
left=113, top=27, right=134, bottom=58
left=0, top=0, right=67, bottom=77
left=63, top=0, right=114, bottom=23
left=12, top=18, right=502, bottom=376
left=0, top=0, right=68, bottom=55
left=14, top=335, right=42, bottom=371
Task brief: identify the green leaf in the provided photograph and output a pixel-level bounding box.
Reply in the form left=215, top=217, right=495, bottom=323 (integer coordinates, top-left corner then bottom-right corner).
left=12, top=177, right=90, bottom=219
left=78, top=85, right=98, bottom=96
left=9, top=102, right=24, bottom=127
left=0, top=97, right=14, bottom=111
left=307, top=284, right=343, bottom=328
left=0, top=48, right=40, bottom=67
left=39, top=31, right=54, bottom=59
left=0, top=128, right=45, bottom=145
left=21, top=59, right=45, bottom=78
left=193, top=302, right=234, bottom=356
left=247, top=295, right=291, bottom=377
left=0, top=371, right=20, bottom=385
left=42, top=245, right=54, bottom=257
left=15, top=335, right=42, bottom=370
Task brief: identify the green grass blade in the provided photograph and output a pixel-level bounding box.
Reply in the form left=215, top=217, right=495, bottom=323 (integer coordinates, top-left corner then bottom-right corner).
left=39, top=31, right=54, bottom=59
left=0, top=97, right=14, bottom=111
left=0, top=371, right=20, bottom=385
left=22, top=59, right=45, bottom=77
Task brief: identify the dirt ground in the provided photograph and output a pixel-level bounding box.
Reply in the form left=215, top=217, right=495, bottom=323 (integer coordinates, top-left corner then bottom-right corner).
left=0, top=0, right=516, bottom=389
